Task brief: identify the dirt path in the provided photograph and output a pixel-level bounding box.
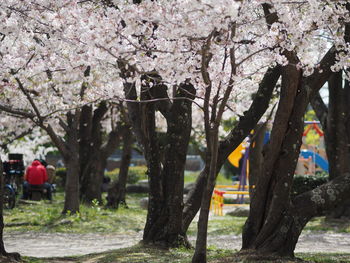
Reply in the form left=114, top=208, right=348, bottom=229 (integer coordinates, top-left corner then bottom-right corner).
left=4, top=231, right=350, bottom=258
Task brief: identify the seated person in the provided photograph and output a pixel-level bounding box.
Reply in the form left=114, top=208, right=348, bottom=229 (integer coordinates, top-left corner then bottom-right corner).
left=46, top=164, right=56, bottom=192
left=22, top=159, right=52, bottom=200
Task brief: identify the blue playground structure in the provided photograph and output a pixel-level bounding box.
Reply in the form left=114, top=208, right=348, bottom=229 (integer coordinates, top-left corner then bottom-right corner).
left=300, top=150, right=329, bottom=173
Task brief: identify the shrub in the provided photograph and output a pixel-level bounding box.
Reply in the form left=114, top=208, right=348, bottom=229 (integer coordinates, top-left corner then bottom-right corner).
left=105, top=166, right=147, bottom=184
left=292, top=173, right=329, bottom=197
left=55, top=167, right=67, bottom=188
left=127, top=166, right=147, bottom=184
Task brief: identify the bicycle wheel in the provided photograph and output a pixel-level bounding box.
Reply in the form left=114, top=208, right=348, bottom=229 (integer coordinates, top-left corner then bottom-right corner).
left=3, top=186, right=16, bottom=209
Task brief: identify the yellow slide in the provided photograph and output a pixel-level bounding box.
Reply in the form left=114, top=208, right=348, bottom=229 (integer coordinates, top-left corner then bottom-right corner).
left=228, top=143, right=244, bottom=168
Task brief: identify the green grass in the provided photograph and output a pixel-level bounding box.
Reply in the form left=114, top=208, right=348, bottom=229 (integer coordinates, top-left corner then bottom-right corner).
left=303, top=217, right=350, bottom=233
left=6, top=192, right=350, bottom=236
left=296, top=252, right=350, bottom=263
left=184, top=171, right=233, bottom=185
left=4, top=192, right=147, bottom=234
left=187, top=216, right=246, bottom=236
left=5, top=189, right=350, bottom=263
left=22, top=245, right=234, bottom=263
left=21, top=248, right=350, bottom=263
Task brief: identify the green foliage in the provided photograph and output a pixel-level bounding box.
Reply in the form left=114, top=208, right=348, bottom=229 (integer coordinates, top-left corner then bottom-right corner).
left=292, top=173, right=329, bottom=197
left=105, top=166, right=147, bottom=184
left=184, top=171, right=233, bottom=185
left=127, top=166, right=148, bottom=184
left=221, top=117, right=238, bottom=132
left=55, top=167, right=67, bottom=188
left=222, top=159, right=240, bottom=179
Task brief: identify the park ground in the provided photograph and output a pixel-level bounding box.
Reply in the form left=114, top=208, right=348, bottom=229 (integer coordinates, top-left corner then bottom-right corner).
left=3, top=186, right=350, bottom=263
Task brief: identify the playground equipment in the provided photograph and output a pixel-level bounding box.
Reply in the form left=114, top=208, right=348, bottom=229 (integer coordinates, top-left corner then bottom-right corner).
left=211, top=187, right=250, bottom=216
left=300, top=150, right=329, bottom=173
left=296, top=121, right=329, bottom=175
left=211, top=140, right=251, bottom=216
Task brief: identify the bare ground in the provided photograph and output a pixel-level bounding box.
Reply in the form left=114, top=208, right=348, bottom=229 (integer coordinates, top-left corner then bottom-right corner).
left=4, top=231, right=350, bottom=258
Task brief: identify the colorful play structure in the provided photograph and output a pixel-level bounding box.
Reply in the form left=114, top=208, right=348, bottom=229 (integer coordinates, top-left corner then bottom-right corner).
left=211, top=139, right=251, bottom=216
left=211, top=121, right=329, bottom=216
left=296, top=121, right=329, bottom=175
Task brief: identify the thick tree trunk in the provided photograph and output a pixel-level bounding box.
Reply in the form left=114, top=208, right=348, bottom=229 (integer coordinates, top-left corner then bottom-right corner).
left=324, top=72, right=350, bottom=218
left=107, top=126, right=133, bottom=208
left=240, top=36, right=336, bottom=258
left=325, top=72, right=350, bottom=180
left=242, top=52, right=304, bottom=258
left=79, top=102, right=108, bottom=204
left=312, top=71, right=350, bottom=219
left=122, top=71, right=195, bottom=247
left=142, top=83, right=195, bottom=247
left=249, top=123, right=266, bottom=198
left=62, top=112, right=81, bottom=214
left=0, top=158, right=20, bottom=260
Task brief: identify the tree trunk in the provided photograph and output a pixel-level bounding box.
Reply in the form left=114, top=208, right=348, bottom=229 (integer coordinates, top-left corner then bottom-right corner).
left=249, top=123, right=267, bottom=199
left=142, top=83, right=195, bottom=247
left=107, top=126, right=133, bottom=208
left=79, top=102, right=108, bottom=204
left=0, top=158, right=20, bottom=260
left=62, top=112, right=81, bottom=214
left=325, top=71, right=350, bottom=180
left=325, top=72, right=350, bottom=218
left=242, top=52, right=304, bottom=258
left=240, top=41, right=337, bottom=259
left=192, top=129, right=219, bottom=263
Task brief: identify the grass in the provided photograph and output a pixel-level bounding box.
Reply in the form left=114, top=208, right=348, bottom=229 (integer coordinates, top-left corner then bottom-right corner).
left=187, top=216, right=246, bottom=236
left=22, top=245, right=234, bottom=263
left=5, top=192, right=350, bottom=236
left=4, top=188, right=350, bottom=263
left=21, top=247, right=350, bottom=263
left=303, top=217, right=350, bottom=233
left=184, top=171, right=233, bottom=185
left=4, top=192, right=147, bottom=234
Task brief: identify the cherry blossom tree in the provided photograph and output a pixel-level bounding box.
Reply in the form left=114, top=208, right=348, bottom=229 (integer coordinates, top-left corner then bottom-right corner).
left=239, top=2, right=350, bottom=260
left=1, top=0, right=350, bottom=261
left=0, top=0, right=126, bottom=212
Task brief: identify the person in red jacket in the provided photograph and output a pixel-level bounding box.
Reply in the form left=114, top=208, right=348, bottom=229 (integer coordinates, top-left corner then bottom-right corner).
left=22, top=159, right=52, bottom=200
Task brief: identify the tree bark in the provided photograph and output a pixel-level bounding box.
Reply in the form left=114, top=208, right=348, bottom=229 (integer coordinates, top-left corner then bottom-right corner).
left=323, top=72, right=350, bottom=219
left=62, top=111, right=81, bottom=214
left=142, top=83, right=195, bottom=247
left=0, top=158, right=20, bottom=260
left=192, top=129, right=218, bottom=263
left=242, top=51, right=304, bottom=257
left=239, top=24, right=337, bottom=259
left=79, top=102, right=109, bottom=204
left=325, top=72, right=350, bottom=180
left=249, top=123, right=267, bottom=199
left=107, top=125, right=133, bottom=208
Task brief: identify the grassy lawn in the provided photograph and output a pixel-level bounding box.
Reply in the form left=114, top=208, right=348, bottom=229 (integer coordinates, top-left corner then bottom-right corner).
left=184, top=171, right=233, bottom=185
left=4, top=192, right=147, bottom=234
left=22, top=247, right=350, bottom=263
left=4, top=188, right=350, bottom=263
left=5, top=191, right=350, bottom=235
